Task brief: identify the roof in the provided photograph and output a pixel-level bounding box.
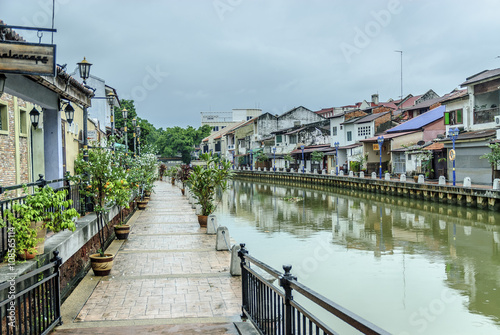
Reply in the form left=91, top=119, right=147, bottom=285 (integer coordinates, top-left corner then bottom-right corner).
left=423, top=142, right=444, bottom=151
left=290, top=144, right=332, bottom=154
left=439, top=89, right=468, bottom=103
left=386, top=105, right=444, bottom=133
left=353, top=112, right=390, bottom=124
left=359, top=131, right=418, bottom=142
left=461, top=68, right=500, bottom=87
left=451, top=128, right=496, bottom=141
left=201, top=119, right=247, bottom=142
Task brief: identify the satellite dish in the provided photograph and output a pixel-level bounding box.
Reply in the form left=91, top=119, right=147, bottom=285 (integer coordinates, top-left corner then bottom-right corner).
left=417, top=140, right=425, bottom=146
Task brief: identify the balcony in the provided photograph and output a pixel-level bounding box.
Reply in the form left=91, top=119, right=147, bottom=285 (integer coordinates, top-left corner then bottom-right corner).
left=474, top=107, right=499, bottom=124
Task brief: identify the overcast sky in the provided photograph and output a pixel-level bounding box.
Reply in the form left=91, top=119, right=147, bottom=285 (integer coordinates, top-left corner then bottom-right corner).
left=3, top=0, right=500, bottom=128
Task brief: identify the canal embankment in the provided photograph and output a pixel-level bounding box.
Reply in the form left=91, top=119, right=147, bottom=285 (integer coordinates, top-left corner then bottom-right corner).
left=235, top=170, right=500, bottom=211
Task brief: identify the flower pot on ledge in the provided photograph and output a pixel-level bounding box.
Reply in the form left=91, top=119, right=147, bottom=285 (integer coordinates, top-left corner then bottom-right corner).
left=90, top=253, right=114, bottom=276
left=137, top=200, right=148, bottom=210
left=114, top=224, right=130, bottom=240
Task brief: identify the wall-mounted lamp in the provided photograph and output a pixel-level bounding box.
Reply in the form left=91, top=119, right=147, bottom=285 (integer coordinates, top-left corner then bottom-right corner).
left=60, top=100, right=75, bottom=125
left=30, top=107, right=40, bottom=128
left=0, top=74, right=6, bottom=96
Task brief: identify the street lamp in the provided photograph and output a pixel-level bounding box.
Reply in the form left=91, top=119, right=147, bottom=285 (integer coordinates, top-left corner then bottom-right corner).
left=249, top=149, right=253, bottom=171
left=77, top=57, right=92, bottom=85
left=132, top=118, right=137, bottom=157
left=377, top=136, right=384, bottom=179
left=301, top=145, right=305, bottom=173
left=448, top=127, right=459, bottom=186
left=29, top=107, right=40, bottom=128
left=136, top=126, right=141, bottom=156
left=107, top=92, right=115, bottom=139
left=122, top=108, right=128, bottom=155
left=273, top=147, right=276, bottom=172
left=334, top=142, right=340, bottom=176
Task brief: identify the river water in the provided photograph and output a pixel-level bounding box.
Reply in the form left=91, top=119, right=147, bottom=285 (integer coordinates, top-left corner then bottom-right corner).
left=215, top=179, right=500, bottom=335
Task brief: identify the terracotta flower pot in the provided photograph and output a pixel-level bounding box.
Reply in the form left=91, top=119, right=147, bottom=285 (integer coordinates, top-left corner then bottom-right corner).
left=18, top=248, right=38, bottom=260
left=197, top=215, right=208, bottom=227
left=90, top=253, right=114, bottom=276
left=181, top=188, right=185, bottom=195
left=31, top=221, right=46, bottom=255
left=114, top=224, right=130, bottom=240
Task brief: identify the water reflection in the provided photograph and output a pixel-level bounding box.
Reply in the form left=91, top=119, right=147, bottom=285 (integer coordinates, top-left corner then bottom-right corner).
left=218, top=179, right=500, bottom=334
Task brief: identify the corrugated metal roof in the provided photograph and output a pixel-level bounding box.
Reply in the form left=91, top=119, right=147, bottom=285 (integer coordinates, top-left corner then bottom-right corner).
left=359, top=131, right=418, bottom=142
left=386, top=105, right=444, bottom=133
left=461, top=68, right=500, bottom=87
left=354, top=112, right=390, bottom=124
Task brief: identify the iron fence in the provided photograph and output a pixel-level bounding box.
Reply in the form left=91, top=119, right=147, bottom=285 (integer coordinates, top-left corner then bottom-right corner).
left=0, top=251, right=62, bottom=335
left=0, top=176, right=82, bottom=259
left=238, top=244, right=390, bottom=335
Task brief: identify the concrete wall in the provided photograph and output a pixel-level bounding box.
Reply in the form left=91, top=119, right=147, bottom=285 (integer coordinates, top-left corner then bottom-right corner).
left=44, top=108, right=63, bottom=181
left=87, top=76, right=108, bottom=133
left=277, top=106, right=324, bottom=130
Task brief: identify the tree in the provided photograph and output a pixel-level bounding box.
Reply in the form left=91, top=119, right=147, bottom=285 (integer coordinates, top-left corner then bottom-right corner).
left=155, top=125, right=211, bottom=164
left=480, top=143, right=500, bottom=170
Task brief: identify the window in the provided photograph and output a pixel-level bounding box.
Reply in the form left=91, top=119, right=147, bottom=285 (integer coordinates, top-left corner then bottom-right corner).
left=19, top=109, right=27, bottom=135
left=289, top=135, right=297, bottom=144
left=276, top=135, right=282, bottom=143
left=0, top=103, right=7, bottom=133
left=332, top=126, right=337, bottom=136
left=357, top=125, right=371, bottom=137
left=444, top=109, right=463, bottom=125
left=247, top=116, right=252, bottom=120
left=407, top=154, right=412, bottom=161
left=347, top=131, right=352, bottom=142
left=213, top=126, right=219, bottom=131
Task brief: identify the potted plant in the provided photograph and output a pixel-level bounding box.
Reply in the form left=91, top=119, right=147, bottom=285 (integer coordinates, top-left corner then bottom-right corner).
left=284, top=153, right=293, bottom=172
left=159, top=163, right=166, bottom=181
left=73, top=145, right=126, bottom=276
left=168, top=165, right=179, bottom=185
left=176, top=164, right=191, bottom=195
left=187, top=153, right=233, bottom=227
left=0, top=185, right=79, bottom=259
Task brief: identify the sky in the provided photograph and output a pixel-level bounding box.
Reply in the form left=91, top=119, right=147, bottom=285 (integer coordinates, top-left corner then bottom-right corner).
left=2, top=0, right=500, bottom=129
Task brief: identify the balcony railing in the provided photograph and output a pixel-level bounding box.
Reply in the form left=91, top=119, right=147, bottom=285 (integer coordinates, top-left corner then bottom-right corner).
left=473, top=107, right=499, bottom=124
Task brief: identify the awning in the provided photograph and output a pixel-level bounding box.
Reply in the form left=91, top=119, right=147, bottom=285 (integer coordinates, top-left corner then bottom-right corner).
left=290, top=145, right=332, bottom=154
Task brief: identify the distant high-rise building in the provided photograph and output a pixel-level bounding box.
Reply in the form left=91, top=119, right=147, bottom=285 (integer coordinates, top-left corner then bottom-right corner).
left=201, top=108, right=262, bottom=132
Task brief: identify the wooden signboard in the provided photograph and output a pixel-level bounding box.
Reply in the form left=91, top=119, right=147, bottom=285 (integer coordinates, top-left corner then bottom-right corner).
left=0, top=41, right=56, bottom=76
left=373, top=143, right=380, bottom=151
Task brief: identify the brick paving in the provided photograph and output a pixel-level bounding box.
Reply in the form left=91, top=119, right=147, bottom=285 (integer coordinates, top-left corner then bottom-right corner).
left=53, top=181, right=242, bottom=334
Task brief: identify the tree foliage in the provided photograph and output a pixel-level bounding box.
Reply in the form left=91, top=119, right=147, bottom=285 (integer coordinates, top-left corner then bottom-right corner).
left=155, top=125, right=211, bottom=164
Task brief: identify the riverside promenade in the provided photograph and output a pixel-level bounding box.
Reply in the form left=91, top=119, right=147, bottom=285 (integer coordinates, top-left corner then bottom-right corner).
left=52, top=181, right=243, bottom=334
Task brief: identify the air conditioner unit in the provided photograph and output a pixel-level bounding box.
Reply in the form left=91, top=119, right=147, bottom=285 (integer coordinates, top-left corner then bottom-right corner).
left=495, top=115, right=500, bottom=126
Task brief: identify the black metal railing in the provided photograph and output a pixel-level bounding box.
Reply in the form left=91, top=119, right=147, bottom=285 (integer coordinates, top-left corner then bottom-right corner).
left=0, top=176, right=82, bottom=259
left=0, top=251, right=62, bottom=335
left=238, top=244, right=390, bottom=335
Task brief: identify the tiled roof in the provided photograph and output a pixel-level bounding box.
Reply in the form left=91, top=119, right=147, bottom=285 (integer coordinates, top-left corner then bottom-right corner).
left=439, top=89, right=468, bottom=103
left=387, top=105, right=444, bottom=133
left=461, top=68, right=500, bottom=86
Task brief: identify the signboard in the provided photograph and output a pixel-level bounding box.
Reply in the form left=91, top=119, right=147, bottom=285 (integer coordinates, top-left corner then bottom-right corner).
left=449, top=149, right=456, bottom=161
left=373, top=143, right=380, bottom=151
left=0, top=41, right=56, bottom=76
left=87, top=130, right=98, bottom=141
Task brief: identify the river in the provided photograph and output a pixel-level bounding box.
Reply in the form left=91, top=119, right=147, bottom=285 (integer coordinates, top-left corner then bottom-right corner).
left=215, top=179, right=500, bottom=335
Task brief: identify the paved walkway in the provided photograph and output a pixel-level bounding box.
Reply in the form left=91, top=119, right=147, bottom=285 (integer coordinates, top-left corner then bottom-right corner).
left=53, top=181, right=242, bottom=334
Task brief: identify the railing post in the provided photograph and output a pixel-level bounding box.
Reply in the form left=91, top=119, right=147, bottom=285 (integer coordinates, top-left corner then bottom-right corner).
left=238, top=243, right=249, bottom=317
left=37, top=174, right=46, bottom=188
left=279, top=264, right=297, bottom=335
left=51, top=250, right=63, bottom=325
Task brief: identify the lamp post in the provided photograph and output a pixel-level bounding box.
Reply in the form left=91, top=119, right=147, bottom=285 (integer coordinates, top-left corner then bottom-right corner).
left=249, top=149, right=253, bottom=171
left=377, top=136, right=384, bottom=179
left=273, top=147, right=276, bottom=172
left=132, top=118, right=137, bottom=157
left=107, top=92, right=115, bottom=153
left=122, top=108, right=128, bottom=155
left=449, top=127, right=459, bottom=186
left=77, top=57, right=92, bottom=212
left=301, top=145, right=305, bottom=173
left=136, top=126, right=141, bottom=156
left=334, top=142, right=339, bottom=176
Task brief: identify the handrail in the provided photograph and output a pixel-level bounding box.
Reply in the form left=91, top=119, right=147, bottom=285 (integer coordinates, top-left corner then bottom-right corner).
left=290, top=280, right=390, bottom=335
left=239, top=243, right=390, bottom=335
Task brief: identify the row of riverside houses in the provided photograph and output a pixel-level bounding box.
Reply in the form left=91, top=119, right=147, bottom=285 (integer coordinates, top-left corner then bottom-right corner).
left=0, top=22, right=120, bottom=192
left=200, top=68, right=500, bottom=185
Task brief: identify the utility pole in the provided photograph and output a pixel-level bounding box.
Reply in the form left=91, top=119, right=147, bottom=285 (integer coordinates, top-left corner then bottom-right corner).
left=395, top=50, right=403, bottom=121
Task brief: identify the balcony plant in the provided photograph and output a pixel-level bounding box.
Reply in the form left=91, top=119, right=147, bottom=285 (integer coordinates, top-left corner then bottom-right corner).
left=187, top=153, right=233, bottom=227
